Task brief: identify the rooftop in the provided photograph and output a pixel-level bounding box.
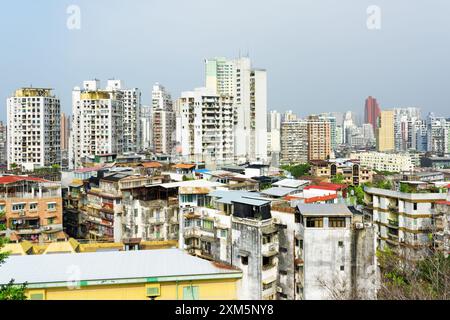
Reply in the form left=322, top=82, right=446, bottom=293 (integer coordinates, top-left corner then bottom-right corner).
left=272, top=178, right=310, bottom=189
left=261, top=187, right=296, bottom=197
left=0, top=249, right=242, bottom=287
left=209, top=190, right=271, bottom=206
left=0, top=175, right=50, bottom=185
left=297, top=203, right=353, bottom=217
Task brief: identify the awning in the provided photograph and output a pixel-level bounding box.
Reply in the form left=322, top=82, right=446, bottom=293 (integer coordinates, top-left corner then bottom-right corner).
left=262, top=225, right=278, bottom=235
left=262, top=249, right=278, bottom=258
left=238, top=249, right=250, bottom=257
left=262, top=276, right=277, bottom=285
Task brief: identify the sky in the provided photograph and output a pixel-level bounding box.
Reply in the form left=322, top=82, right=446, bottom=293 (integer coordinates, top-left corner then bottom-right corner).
left=1, top=0, right=449, bottom=122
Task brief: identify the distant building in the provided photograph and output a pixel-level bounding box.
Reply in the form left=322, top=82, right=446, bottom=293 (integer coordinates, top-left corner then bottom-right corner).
left=364, top=96, right=381, bottom=131
left=178, top=87, right=235, bottom=166
left=140, top=105, right=152, bottom=151
left=71, top=80, right=124, bottom=169
left=280, top=120, right=308, bottom=164
left=7, top=88, right=61, bottom=171
left=350, top=151, right=414, bottom=172
left=376, top=110, right=395, bottom=152
left=205, top=57, right=267, bottom=162
left=151, top=83, right=175, bottom=155
left=0, top=121, right=6, bottom=165
left=307, top=115, right=331, bottom=161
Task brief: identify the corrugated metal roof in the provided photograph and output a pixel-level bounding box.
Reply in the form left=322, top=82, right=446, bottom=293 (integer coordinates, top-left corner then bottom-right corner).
left=297, top=204, right=352, bottom=216
left=261, top=187, right=295, bottom=197
left=0, top=249, right=241, bottom=286
left=209, top=190, right=270, bottom=206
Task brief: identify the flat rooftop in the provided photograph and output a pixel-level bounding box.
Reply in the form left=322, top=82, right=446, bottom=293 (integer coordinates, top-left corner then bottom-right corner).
left=297, top=203, right=353, bottom=217
left=0, top=249, right=241, bottom=287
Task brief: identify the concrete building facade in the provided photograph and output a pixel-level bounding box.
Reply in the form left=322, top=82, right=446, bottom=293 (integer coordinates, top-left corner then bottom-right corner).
left=7, top=88, right=61, bottom=171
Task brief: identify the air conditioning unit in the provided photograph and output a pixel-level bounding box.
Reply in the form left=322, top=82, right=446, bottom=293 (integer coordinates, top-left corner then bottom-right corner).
left=399, top=238, right=405, bottom=243
left=272, top=217, right=281, bottom=224
left=276, top=286, right=283, bottom=293
left=44, top=226, right=52, bottom=231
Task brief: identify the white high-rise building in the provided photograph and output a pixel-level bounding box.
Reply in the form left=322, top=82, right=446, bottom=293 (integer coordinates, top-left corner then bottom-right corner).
left=393, top=107, right=421, bottom=152
left=151, top=83, right=175, bottom=155
left=7, top=88, right=61, bottom=171
left=178, top=87, right=235, bottom=166
left=140, top=105, right=152, bottom=151
left=205, top=57, right=267, bottom=162
left=267, top=110, right=281, bottom=153
left=106, top=80, right=141, bottom=153
left=70, top=80, right=124, bottom=169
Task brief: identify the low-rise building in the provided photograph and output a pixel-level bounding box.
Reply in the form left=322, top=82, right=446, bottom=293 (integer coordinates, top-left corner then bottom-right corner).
left=350, top=151, right=414, bottom=173
left=0, top=176, right=63, bottom=242
left=0, top=249, right=242, bottom=300
left=364, top=183, right=449, bottom=258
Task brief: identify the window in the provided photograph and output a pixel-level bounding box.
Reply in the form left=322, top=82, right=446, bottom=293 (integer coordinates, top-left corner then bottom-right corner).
left=220, top=229, right=227, bottom=238
left=183, top=285, right=199, bottom=300
left=47, top=218, right=54, bottom=225
left=280, top=270, right=288, bottom=275
left=47, top=202, right=56, bottom=211
left=329, top=217, right=346, bottom=228
left=340, top=265, right=345, bottom=271
left=262, top=235, right=272, bottom=244
left=241, top=256, right=248, bottom=265
left=29, top=203, right=38, bottom=211
left=306, top=217, right=323, bottom=228
left=280, top=247, right=288, bottom=253
left=279, top=293, right=288, bottom=299
left=203, top=220, right=214, bottom=230
left=413, top=203, right=418, bottom=210
left=12, top=203, right=26, bottom=212
left=338, top=241, right=344, bottom=248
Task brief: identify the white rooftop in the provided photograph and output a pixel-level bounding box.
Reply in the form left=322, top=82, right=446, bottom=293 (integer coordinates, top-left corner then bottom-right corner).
left=0, top=249, right=241, bottom=286
left=273, top=178, right=310, bottom=189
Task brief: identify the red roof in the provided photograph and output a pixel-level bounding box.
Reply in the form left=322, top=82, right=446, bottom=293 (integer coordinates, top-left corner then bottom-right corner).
left=304, top=182, right=347, bottom=191
left=436, top=200, right=450, bottom=206
left=142, top=162, right=163, bottom=168
left=0, top=176, right=49, bottom=185
left=305, top=194, right=337, bottom=204
left=172, top=163, right=195, bottom=169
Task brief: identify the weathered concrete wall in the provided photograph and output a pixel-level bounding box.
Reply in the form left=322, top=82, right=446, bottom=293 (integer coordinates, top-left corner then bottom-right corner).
left=232, top=221, right=262, bottom=300
left=303, top=223, right=353, bottom=300
left=271, top=210, right=296, bottom=299
left=352, top=223, right=378, bottom=299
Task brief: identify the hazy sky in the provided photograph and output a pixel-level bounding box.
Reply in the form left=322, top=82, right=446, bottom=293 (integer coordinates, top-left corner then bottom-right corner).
left=1, top=0, right=449, bottom=121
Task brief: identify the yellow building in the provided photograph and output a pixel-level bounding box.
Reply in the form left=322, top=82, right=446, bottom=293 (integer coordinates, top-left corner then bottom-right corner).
left=376, top=110, right=395, bottom=152
left=0, top=248, right=242, bottom=300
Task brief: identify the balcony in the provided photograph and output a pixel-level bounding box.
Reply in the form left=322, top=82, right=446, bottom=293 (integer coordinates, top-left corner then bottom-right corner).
left=262, top=242, right=278, bottom=257
left=388, top=203, right=399, bottom=212
left=387, top=232, right=399, bottom=241
left=387, top=219, right=399, bottom=228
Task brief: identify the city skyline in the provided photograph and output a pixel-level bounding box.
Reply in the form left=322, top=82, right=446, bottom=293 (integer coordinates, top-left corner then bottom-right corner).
left=1, top=0, right=450, bottom=122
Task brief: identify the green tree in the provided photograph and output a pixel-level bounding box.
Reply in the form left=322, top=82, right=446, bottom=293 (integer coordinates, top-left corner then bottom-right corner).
left=281, top=163, right=311, bottom=178
left=331, top=173, right=345, bottom=184
left=0, top=238, right=27, bottom=300
left=377, top=248, right=450, bottom=300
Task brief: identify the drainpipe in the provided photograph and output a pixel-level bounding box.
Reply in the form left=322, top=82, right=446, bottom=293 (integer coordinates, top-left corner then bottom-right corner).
left=176, top=280, right=179, bottom=300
